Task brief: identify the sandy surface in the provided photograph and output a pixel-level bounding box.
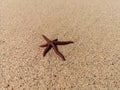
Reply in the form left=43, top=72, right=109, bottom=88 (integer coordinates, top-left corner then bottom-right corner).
left=0, top=0, right=120, bottom=90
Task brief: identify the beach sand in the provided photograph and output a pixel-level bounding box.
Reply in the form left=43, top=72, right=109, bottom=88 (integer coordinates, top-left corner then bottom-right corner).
left=0, top=0, right=120, bottom=90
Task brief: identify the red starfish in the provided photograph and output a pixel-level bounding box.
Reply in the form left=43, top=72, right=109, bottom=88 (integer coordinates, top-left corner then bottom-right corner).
left=40, top=35, right=73, bottom=60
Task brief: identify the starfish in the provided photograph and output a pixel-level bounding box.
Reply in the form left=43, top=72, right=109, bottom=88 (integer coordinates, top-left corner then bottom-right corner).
left=40, top=35, right=73, bottom=60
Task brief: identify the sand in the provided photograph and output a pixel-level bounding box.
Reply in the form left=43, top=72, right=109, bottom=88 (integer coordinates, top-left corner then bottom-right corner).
left=0, top=0, right=120, bottom=90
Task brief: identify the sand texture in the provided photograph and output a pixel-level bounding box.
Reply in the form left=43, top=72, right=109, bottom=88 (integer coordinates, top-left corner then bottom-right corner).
left=0, top=0, right=120, bottom=90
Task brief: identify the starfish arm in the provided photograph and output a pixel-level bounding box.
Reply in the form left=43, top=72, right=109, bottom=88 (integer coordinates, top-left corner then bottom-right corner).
left=40, top=43, right=48, bottom=47
left=43, top=45, right=52, bottom=57
left=54, top=41, right=73, bottom=45
left=52, top=44, right=65, bottom=60
left=42, top=35, right=50, bottom=42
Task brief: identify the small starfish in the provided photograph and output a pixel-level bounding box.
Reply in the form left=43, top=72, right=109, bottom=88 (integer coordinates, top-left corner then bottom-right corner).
left=40, top=35, right=73, bottom=60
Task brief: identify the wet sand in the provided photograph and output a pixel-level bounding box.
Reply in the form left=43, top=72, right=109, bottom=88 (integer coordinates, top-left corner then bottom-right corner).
left=0, top=0, right=120, bottom=90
